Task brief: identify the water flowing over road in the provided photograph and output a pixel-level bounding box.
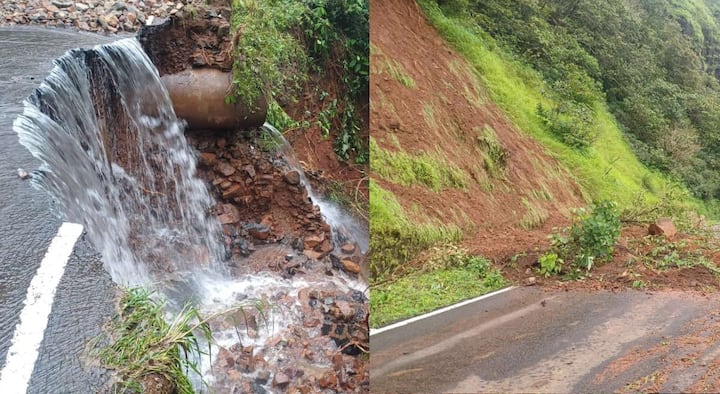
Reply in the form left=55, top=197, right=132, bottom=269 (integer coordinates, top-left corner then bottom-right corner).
left=0, top=27, right=118, bottom=393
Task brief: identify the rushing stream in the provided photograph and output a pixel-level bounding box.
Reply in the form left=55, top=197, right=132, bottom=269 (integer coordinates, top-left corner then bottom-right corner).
left=14, top=38, right=225, bottom=286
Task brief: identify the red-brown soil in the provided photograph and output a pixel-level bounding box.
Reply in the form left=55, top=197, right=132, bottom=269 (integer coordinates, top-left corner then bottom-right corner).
left=500, top=225, right=720, bottom=291
left=370, top=0, right=584, bottom=259
left=284, top=72, right=370, bottom=219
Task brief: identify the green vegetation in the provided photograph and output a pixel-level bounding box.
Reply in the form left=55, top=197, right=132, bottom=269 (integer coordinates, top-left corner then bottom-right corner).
left=370, top=181, right=462, bottom=281
left=370, top=138, right=467, bottom=191
left=542, top=201, right=621, bottom=276
left=383, top=58, right=416, bottom=88
left=475, top=126, right=507, bottom=179
left=92, top=288, right=212, bottom=394
left=418, top=0, right=710, bottom=213
left=371, top=246, right=506, bottom=327
left=520, top=197, right=549, bottom=230
left=424, top=0, right=720, bottom=209
left=230, top=0, right=369, bottom=163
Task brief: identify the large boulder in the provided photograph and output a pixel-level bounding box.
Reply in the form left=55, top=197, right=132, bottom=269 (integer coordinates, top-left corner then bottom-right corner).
left=648, top=217, right=677, bottom=238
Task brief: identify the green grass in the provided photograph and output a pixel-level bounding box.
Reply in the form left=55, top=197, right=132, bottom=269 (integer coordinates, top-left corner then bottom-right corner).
left=92, top=288, right=212, bottom=394
left=370, top=138, right=468, bottom=192
left=475, top=125, right=507, bottom=179
left=417, top=0, right=706, bottom=212
left=370, top=181, right=462, bottom=281
left=374, top=55, right=416, bottom=88
left=520, top=197, right=549, bottom=230
left=371, top=253, right=506, bottom=327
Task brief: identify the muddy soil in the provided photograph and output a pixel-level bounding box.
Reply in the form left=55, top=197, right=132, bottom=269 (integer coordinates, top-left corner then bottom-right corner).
left=502, top=225, right=720, bottom=293
left=370, top=0, right=584, bottom=267
left=137, top=7, right=233, bottom=75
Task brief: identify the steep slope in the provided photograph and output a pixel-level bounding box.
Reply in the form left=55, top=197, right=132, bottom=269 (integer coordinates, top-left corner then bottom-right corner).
left=370, top=0, right=584, bottom=277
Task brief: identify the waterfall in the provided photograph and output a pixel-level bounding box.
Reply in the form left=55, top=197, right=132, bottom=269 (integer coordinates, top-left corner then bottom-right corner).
left=261, top=123, right=369, bottom=253
left=14, top=38, right=225, bottom=286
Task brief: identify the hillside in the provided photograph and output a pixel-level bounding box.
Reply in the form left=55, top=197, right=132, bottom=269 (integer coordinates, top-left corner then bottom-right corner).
left=370, top=0, right=720, bottom=327
left=371, top=0, right=586, bottom=270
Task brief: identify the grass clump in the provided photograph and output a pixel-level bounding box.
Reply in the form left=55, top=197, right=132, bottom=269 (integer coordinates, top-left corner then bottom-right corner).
left=383, top=58, right=416, bottom=88
left=520, top=197, right=549, bottom=230
left=475, top=125, right=507, bottom=178
left=92, top=288, right=212, bottom=394
left=370, top=181, right=461, bottom=281
left=370, top=138, right=467, bottom=191
left=229, top=0, right=307, bottom=109
left=371, top=245, right=506, bottom=327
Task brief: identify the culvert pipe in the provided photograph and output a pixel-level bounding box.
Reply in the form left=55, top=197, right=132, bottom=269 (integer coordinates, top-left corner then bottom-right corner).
left=161, top=68, right=267, bottom=130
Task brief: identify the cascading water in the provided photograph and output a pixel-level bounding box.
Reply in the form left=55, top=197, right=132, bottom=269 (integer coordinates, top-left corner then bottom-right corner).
left=14, top=38, right=225, bottom=287
left=261, top=123, right=370, bottom=254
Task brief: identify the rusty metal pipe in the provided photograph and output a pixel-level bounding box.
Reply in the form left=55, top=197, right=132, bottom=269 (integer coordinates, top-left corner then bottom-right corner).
left=161, top=68, right=267, bottom=130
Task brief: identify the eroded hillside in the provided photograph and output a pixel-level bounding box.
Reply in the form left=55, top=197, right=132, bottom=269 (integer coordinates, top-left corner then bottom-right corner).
left=370, top=0, right=584, bottom=275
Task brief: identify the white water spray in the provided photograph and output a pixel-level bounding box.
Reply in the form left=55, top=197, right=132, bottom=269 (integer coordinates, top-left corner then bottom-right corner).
left=14, top=38, right=225, bottom=286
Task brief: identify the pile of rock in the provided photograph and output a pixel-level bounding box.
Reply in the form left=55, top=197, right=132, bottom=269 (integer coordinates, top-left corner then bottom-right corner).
left=209, top=286, right=369, bottom=393
left=190, top=130, right=367, bottom=279
left=0, top=0, right=205, bottom=33
left=193, top=132, right=331, bottom=251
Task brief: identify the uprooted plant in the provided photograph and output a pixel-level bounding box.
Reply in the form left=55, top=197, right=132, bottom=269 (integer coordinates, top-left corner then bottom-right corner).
left=539, top=201, right=621, bottom=278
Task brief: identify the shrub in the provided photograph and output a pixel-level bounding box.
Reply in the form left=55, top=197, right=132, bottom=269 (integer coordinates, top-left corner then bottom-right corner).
left=544, top=201, right=621, bottom=274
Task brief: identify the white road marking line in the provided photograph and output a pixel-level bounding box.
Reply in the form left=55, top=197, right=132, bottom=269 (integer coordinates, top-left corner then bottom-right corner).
left=370, top=286, right=516, bottom=336
left=0, top=222, right=84, bottom=393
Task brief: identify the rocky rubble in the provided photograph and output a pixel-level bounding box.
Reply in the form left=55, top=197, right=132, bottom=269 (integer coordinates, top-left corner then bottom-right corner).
left=186, top=129, right=369, bottom=393
left=208, top=285, right=369, bottom=393
left=189, top=130, right=366, bottom=279
left=0, top=0, right=212, bottom=33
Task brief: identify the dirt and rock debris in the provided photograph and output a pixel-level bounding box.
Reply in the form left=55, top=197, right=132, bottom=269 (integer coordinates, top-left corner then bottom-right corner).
left=183, top=128, right=369, bottom=393
left=0, top=0, right=216, bottom=33
left=131, top=8, right=368, bottom=393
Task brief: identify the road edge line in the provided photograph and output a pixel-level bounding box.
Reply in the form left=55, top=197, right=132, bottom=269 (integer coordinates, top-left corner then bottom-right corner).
left=370, top=286, right=516, bottom=337
left=0, top=222, right=84, bottom=393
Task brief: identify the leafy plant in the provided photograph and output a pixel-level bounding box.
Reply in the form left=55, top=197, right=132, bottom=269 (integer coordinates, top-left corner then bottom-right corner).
left=266, top=100, right=300, bottom=134
left=230, top=0, right=369, bottom=163
left=538, top=253, right=562, bottom=277
left=544, top=201, right=621, bottom=275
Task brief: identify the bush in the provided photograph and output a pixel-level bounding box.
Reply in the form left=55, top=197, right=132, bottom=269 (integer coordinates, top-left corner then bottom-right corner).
left=537, top=102, right=597, bottom=149
left=230, top=0, right=369, bottom=163
left=544, top=201, right=621, bottom=274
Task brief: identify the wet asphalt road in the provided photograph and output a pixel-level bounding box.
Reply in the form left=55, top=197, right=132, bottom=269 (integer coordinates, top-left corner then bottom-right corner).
left=0, top=27, right=117, bottom=393
left=371, top=286, right=720, bottom=393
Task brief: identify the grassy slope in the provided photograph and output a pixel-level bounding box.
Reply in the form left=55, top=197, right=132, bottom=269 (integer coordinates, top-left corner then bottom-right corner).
left=418, top=0, right=703, bottom=210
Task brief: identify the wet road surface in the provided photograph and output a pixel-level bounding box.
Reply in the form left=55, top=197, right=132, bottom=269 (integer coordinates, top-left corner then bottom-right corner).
left=0, top=27, right=117, bottom=393
left=371, top=286, right=720, bottom=393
